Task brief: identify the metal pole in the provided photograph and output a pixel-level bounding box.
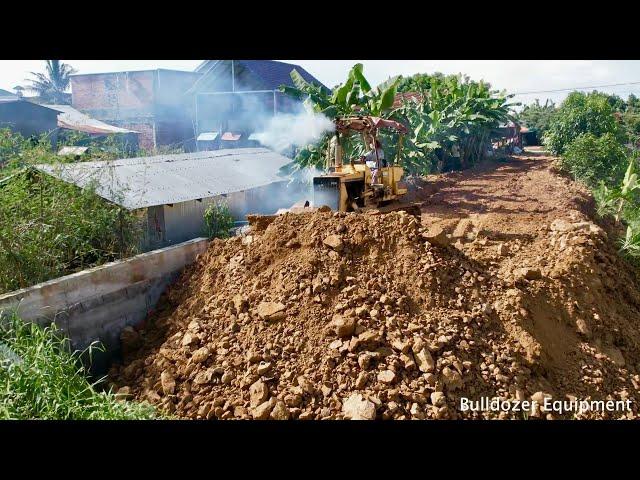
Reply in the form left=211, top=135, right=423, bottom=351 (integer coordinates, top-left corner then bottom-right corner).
left=231, top=60, right=235, bottom=92
left=195, top=94, right=199, bottom=151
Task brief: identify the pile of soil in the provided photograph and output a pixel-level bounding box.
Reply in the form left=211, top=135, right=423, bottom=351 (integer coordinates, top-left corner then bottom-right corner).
left=110, top=154, right=640, bottom=420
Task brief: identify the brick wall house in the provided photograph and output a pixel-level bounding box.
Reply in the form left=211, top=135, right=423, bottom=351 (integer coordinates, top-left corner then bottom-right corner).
left=70, top=61, right=327, bottom=152
left=70, top=69, right=201, bottom=150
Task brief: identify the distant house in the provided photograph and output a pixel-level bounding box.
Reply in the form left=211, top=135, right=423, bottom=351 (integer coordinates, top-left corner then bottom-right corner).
left=70, top=69, right=202, bottom=151
left=492, top=122, right=523, bottom=150
left=0, top=97, right=59, bottom=143
left=519, top=126, right=539, bottom=146
left=37, top=148, right=297, bottom=249
left=188, top=60, right=328, bottom=149
left=393, top=91, right=423, bottom=108
left=67, top=61, right=327, bottom=153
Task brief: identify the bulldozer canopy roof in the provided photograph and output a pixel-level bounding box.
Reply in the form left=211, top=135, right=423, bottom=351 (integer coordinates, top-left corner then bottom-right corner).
left=335, top=116, right=408, bottom=135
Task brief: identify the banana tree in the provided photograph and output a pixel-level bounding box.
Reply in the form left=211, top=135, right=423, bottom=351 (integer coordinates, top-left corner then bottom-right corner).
left=394, top=73, right=517, bottom=174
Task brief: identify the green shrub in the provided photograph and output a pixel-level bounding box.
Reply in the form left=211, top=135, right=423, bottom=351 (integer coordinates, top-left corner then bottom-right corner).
left=544, top=92, right=624, bottom=155
left=559, top=133, right=628, bottom=188
left=0, top=129, right=28, bottom=169
left=203, top=201, right=234, bottom=239
left=0, top=169, right=142, bottom=294
left=0, top=313, right=158, bottom=419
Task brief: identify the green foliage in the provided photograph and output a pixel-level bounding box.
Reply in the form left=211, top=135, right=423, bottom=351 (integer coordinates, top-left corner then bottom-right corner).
left=597, top=93, right=640, bottom=146
left=607, top=94, right=626, bottom=112
left=283, top=66, right=516, bottom=175
left=593, top=156, right=640, bottom=259
left=0, top=312, right=159, bottom=419
left=560, top=133, right=628, bottom=188
left=0, top=129, right=28, bottom=168
left=622, top=219, right=640, bottom=258
left=397, top=72, right=451, bottom=92
left=544, top=92, right=624, bottom=155
left=517, top=99, right=557, bottom=137
left=621, top=110, right=640, bottom=145
left=0, top=128, right=185, bottom=295
left=203, top=201, right=234, bottom=239
left=0, top=166, right=142, bottom=294
left=551, top=91, right=640, bottom=263
left=395, top=73, right=515, bottom=174
left=0, top=129, right=56, bottom=173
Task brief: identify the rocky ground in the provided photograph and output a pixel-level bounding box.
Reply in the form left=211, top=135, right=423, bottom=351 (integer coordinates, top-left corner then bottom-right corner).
left=109, top=151, right=640, bottom=420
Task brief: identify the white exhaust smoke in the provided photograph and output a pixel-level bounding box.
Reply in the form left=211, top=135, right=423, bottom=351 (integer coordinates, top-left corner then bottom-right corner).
left=253, top=111, right=334, bottom=153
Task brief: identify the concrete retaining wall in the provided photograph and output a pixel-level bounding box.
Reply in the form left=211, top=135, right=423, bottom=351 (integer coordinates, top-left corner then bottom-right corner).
left=0, top=237, right=209, bottom=371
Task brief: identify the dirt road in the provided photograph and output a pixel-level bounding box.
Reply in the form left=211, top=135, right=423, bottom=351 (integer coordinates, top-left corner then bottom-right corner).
left=413, top=151, right=640, bottom=409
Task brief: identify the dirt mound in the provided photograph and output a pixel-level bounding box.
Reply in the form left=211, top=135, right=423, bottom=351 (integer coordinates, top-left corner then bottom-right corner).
left=110, top=185, right=640, bottom=419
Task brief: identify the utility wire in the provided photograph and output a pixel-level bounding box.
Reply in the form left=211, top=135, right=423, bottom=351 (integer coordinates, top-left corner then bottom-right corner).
left=513, top=81, right=640, bottom=96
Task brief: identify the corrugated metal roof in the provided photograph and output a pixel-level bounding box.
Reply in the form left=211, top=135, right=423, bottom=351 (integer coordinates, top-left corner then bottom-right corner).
left=45, top=104, right=138, bottom=135
left=36, top=148, right=291, bottom=210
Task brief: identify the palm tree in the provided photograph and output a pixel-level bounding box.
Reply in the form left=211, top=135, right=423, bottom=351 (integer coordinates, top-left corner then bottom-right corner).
left=25, top=60, right=76, bottom=104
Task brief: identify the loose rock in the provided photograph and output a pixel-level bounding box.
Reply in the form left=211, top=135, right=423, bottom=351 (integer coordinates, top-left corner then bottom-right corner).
left=342, top=393, right=376, bottom=420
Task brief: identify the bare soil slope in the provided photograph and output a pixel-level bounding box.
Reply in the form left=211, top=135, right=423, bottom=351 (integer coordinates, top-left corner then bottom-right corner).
left=110, top=152, right=640, bottom=419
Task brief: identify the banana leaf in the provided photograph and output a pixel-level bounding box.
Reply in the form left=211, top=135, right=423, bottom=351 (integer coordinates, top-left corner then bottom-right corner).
left=378, top=77, right=400, bottom=113
left=351, top=63, right=371, bottom=93
left=290, top=69, right=310, bottom=91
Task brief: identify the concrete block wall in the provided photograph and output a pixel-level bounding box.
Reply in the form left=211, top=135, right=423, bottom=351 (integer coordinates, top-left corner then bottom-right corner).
left=0, top=238, right=209, bottom=371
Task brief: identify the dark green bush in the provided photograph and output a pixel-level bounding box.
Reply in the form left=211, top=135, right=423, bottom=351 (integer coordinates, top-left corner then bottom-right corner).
left=559, top=133, right=628, bottom=188
left=544, top=92, right=624, bottom=155
left=203, top=201, right=234, bottom=239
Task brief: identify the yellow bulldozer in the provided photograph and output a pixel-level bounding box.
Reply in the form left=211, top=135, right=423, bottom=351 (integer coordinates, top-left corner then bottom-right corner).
left=246, top=115, right=419, bottom=231
left=312, top=115, right=418, bottom=215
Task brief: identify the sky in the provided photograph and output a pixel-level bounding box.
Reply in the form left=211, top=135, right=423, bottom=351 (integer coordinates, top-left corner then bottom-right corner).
left=2, top=60, right=640, bottom=108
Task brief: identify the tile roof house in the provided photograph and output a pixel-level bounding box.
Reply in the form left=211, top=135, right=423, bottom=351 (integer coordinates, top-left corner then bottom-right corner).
left=192, top=60, right=327, bottom=92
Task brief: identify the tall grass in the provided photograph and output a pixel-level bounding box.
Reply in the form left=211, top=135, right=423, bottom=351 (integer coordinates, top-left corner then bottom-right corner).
left=0, top=313, right=158, bottom=420
left=0, top=128, right=144, bottom=294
